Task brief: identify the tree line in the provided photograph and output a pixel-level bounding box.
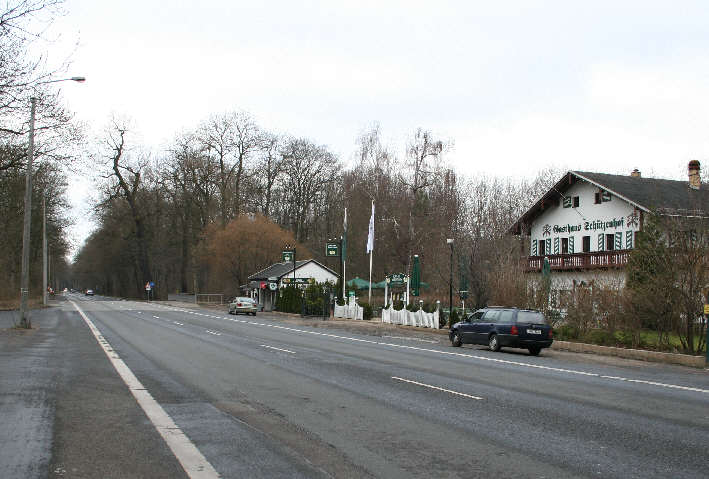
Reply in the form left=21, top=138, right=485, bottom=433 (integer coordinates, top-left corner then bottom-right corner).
left=71, top=116, right=558, bottom=303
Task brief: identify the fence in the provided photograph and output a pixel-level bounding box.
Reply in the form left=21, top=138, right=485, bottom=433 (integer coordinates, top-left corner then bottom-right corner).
left=381, top=305, right=440, bottom=329
left=334, top=302, right=364, bottom=320
left=195, top=293, right=224, bottom=305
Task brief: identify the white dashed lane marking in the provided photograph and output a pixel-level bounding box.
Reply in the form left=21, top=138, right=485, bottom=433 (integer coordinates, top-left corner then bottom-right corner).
left=392, top=376, right=483, bottom=400
left=130, top=302, right=709, bottom=396
left=261, top=345, right=296, bottom=354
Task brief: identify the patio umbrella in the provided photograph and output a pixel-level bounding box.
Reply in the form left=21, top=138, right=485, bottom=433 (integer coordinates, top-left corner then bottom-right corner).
left=411, top=255, right=421, bottom=296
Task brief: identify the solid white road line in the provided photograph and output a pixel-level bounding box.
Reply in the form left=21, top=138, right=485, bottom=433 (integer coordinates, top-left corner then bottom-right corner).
left=70, top=301, right=220, bottom=479
left=392, top=376, right=483, bottom=400
left=148, top=303, right=709, bottom=396
left=382, top=335, right=438, bottom=343
left=261, top=345, right=296, bottom=354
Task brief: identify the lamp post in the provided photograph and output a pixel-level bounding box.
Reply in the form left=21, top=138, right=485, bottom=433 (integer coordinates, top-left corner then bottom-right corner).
left=447, top=238, right=454, bottom=324
left=19, top=76, right=85, bottom=328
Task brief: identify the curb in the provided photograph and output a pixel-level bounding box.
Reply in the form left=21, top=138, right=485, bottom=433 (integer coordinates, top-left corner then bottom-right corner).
left=551, top=340, right=706, bottom=368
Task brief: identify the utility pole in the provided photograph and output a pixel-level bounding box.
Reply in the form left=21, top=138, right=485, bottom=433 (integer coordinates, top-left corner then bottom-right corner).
left=447, top=238, right=454, bottom=324
left=43, top=196, right=48, bottom=306
left=18, top=97, right=36, bottom=328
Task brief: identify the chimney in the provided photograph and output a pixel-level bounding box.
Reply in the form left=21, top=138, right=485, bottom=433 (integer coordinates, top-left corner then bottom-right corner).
left=688, top=160, right=701, bottom=190
left=630, top=168, right=641, bottom=178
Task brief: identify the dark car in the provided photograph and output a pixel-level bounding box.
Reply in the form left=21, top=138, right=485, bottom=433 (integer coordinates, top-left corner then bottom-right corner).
left=449, top=307, right=553, bottom=356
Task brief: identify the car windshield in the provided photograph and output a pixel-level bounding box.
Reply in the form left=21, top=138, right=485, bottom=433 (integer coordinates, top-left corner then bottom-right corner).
left=516, top=311, right=546, bottom=324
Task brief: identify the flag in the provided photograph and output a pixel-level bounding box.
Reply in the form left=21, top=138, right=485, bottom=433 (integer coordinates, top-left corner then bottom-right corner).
left=342, top=208, right=347, bottom=261
left=366, top=201, right=375, bottom=253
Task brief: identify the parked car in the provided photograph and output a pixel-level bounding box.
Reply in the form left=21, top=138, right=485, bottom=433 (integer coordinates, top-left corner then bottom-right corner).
left=449, top=307, right=553, bottom=356
left=228, top=297, right=257, bottom=315
left=85, top=289, right=94, bottom=296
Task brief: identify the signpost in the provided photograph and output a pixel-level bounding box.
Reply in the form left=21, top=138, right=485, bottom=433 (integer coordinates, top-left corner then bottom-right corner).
left=705, top=304, right=709, bottom=363
left=283, top=245, right=296, bottom=285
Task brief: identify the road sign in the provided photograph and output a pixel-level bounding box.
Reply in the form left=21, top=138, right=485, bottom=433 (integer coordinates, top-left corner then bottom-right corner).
left=388, top=273, right=406, bottom=286
left=282, top=277, right=314, bottom=285
left=282, top=250, right=294, bottom=262
left=150, top=281, right=155, bottom=288
left=326, top=243, right=339, bottom=257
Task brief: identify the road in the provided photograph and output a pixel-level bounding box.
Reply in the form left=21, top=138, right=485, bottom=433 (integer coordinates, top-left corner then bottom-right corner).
left=2, top=293, right=708, bottom=478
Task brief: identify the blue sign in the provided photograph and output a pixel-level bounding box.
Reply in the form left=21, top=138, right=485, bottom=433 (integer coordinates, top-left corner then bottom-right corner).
left=149, top=281, right=155, bottom=288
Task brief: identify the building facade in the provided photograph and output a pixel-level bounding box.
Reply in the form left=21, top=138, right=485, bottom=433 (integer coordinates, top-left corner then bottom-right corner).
left=247, top=259, right=338, bottom=311
left=510, top=162, right=708, bottom=296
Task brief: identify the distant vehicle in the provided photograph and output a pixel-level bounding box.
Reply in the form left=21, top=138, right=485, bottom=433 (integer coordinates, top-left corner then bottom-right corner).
left=449, top=307, right=553, bottom=356
left=85, top=289, right=94, bottom=296
left=228, top=297, right=257, bottom=316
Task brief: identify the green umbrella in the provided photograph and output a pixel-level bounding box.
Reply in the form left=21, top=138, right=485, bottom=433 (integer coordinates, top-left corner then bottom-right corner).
left=347, top=277, right=371, bottom=290
left=411, top=255, right=421, bottom=296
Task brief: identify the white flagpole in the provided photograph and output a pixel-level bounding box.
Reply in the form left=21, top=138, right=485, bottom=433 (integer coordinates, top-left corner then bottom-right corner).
left=367, top=201, right=374, bottom=304
left=343, top=208, right=347, bottom=301
left=368, top=248, right=373, bottom=304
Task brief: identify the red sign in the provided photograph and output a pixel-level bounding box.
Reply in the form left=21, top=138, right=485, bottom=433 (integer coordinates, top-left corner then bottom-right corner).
left=260, top=282, right=267, bottom=289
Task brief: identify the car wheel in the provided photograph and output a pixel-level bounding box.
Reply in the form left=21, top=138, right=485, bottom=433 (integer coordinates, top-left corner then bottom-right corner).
left=451, top=331, right=462, bottom=347
left=489, top=334, right=501, bottom=352
left=528, top=346, right=541, bottom=356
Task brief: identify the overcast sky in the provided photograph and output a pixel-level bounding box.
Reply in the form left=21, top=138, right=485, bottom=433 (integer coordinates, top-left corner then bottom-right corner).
left=49, top=0, right=709, bottom=252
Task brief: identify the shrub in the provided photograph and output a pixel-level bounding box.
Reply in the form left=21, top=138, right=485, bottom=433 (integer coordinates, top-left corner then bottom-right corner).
left=422, top=302, right=436, bottom=313
left=360, top=301, right=373, bottom=320
left=406, top=302, right=419, bottom=312
left=393, top=300, right=405, bottom=311
left=448, top=308, right=460, bottom=328
left=276, top=286, right=301, bottom=313
left=555, top=324, right=580, bottom=341
left=583, top=328, right=615, bottom=346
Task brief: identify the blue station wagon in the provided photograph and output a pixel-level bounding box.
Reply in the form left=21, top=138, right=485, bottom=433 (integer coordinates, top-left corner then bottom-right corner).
left=449, top=307, right=553, bottom=356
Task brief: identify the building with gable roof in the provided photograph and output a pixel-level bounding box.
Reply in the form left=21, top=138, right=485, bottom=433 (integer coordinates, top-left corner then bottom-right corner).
left=246, top=259, right=338, bottom=311
left=509, top=161, right=708, bottom=296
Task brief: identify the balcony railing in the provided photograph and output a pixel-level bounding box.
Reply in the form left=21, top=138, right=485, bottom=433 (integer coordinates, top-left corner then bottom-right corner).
left=525, top=250, right=631, bottom=272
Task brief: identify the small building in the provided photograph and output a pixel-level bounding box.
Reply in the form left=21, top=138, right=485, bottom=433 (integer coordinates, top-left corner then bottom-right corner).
left=509, top=162, right=708, bottom=298
left=247, top=259, right=338, bottom=311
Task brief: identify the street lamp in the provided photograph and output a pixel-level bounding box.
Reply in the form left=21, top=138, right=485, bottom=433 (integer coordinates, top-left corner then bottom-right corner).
left=19, top=76, right=85, bottom=328
left=447, top=238, right=454, bottom=325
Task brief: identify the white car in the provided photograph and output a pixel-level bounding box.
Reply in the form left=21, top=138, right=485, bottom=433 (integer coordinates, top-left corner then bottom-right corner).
left=228, top=297, right=257, bottom=315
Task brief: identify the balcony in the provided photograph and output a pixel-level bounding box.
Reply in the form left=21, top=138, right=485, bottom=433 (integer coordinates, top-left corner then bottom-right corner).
left=525, top=250, right=631, bottom=272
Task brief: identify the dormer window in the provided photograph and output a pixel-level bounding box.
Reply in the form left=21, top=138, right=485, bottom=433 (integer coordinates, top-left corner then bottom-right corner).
left=573, top=196, right=579, bottom=208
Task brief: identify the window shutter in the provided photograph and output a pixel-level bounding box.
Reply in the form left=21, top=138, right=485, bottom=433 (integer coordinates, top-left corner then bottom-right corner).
left=597, top=234, right=604, bottom=251
left=546, top=238, right=551, bottom=255
left=532, top=239, right=538, bottom=256
left=563, top=196, right=572, bottom=208
left=614, top=232, right=622, bottom=250
left=569, top=236, right=574, bottom=253
left=554, top=237, right=560, bottom=254
left=625, top=231, right=633, bottom=249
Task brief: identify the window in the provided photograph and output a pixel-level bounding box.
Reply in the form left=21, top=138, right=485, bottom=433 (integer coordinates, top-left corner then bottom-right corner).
left=594, top=192, right=601, bottom=204
left=539, top=239, right=546, bottom=255
left=573, top=196, right=580, bottom=208
left=516, top=311, right=546, bottom=324
left=483, top=310, right=500, bottom=323
left=582, top=235, right=591, bottom=252
left=606, top=233, right=615, bottom=251
left=563, top=196, right=572, bottom=208
left=498, top=310, right=515, bottom=324
left=561, top=237, right=569, bottom=254
left=469, top=311, right=484, bottom=322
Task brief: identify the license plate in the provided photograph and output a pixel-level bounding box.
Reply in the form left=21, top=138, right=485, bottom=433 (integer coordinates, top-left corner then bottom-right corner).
left=527, top=329, right=542, bottom=335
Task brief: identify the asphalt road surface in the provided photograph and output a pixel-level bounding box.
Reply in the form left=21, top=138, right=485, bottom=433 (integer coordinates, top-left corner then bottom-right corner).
left=2, top=293, right=708, bottom=478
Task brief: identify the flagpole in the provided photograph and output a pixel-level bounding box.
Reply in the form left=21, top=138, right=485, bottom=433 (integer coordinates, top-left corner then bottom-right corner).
left=343, top=208, right=347, bottom=301
left=368, top=248, right=373, bottom=304
left=367, top=201, right=374, bottom=304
